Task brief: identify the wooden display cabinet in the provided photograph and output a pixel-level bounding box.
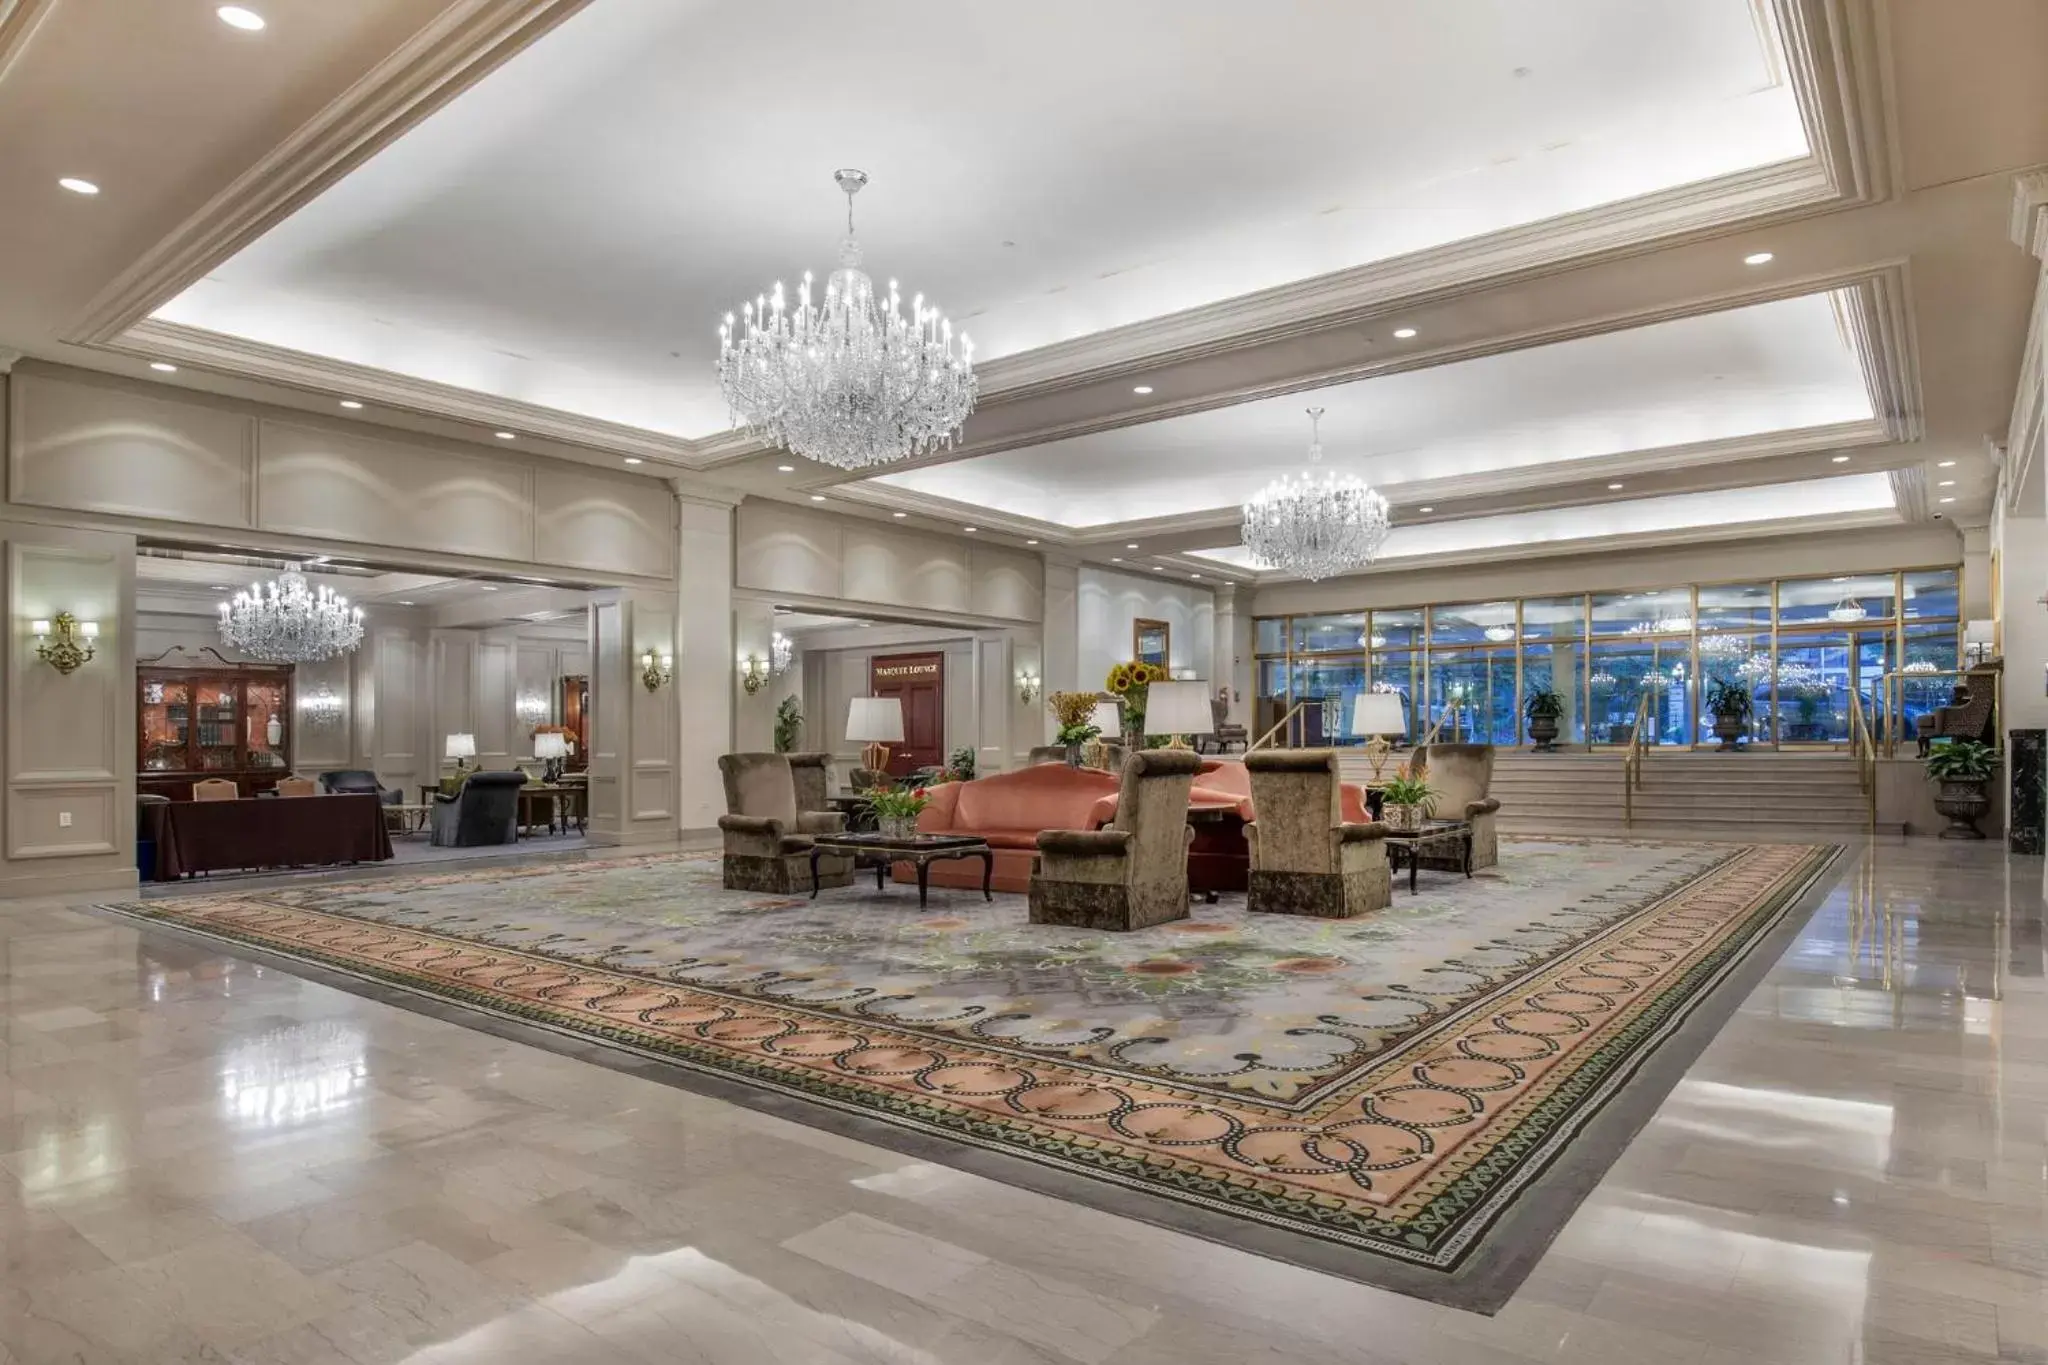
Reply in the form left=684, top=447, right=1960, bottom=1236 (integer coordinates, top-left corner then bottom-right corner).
left=138, top=665, right=295, bottom=799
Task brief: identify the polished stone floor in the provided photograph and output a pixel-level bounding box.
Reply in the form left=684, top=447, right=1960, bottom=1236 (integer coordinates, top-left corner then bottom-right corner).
left=0, top=836, right=2040, bottom=1364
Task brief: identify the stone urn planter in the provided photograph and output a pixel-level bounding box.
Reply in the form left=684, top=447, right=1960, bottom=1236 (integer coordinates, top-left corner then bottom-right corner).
left=1527, top=714, right=1559, bottom=751
left=1711, top=713, right=1747, bottom=751
left=1926, top=740, right=1997, bottom=840
left=1522, top=687, right=1565, bottom=753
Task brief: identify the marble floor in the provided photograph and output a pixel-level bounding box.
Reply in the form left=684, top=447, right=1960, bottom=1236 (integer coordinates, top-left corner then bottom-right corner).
left=0, top=836, right=2040, bottom=1364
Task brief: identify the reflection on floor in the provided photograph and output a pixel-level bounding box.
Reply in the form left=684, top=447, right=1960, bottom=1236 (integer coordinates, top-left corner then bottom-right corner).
left=0, top=836, right=2041, bottom=1363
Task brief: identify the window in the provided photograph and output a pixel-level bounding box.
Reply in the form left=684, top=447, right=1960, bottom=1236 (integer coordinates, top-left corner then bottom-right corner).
left=1368, top=608, right=1424, bottom=650
left=1290, top=613, right=1366, bottom=654
left=1696, top=582, right=1771, bottom=633
left=1591, top=588, right=1690, bottom=636
left=1902, top=569, right=1959, bottom=620
left=1429, top=601, right=1516, bottom=647
left=1520, top=596, right=1585, bottom=640
left=1780, top=573, right=1896, bottom=626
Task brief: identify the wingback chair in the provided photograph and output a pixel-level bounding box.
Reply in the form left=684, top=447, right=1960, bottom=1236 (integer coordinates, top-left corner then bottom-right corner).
left=1410, top=743, right=1501, bottom=870
left=430, top=769, right=524, bottom=847
left=1915, top=660, right=2000, bottom=756
left=717, top=753, right=853, bottom=893
left=1029, top=748, right=1201, bottom=931
left=1243, top=751, right=1390, bottom=917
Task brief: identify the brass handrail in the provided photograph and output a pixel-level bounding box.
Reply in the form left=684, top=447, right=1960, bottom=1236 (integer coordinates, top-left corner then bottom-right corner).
left=1250, top=701, right=1309, bottom=752
left=1622, top=689, right=1652, bottom=827
left=1848, top=687, right=1877, bottom=833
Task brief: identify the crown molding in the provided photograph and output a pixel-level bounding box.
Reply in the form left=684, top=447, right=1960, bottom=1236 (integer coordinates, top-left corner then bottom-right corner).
left=2011, top=167, right=2048, bottom=259
left=62, top=0, right=592, bottom=346
left=1834, top=259, right=1925, bottom=442
left=0, top=0, right=56, bottom=86
left=1889, top=465, right=1931, bottom=521
left=0, top=347, right=21, bottom=374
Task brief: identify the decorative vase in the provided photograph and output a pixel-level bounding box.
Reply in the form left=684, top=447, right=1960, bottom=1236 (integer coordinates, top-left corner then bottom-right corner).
left=1528, top=715, right=1558, bottom=752
left=1384, top=803, right=1419, bottom=832
left=265, top=715, right=283, bottom=746
left=879, top=814, right=918, bottom=840
left=1712, top=714, right=1746, bottom=751
left=1932, top=778, right=1989, bottom=840
left=1065, top=743, right=1084, bottom=768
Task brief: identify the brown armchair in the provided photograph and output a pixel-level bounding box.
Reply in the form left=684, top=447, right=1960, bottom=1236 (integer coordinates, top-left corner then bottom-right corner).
left=1243, top=751, right=1389, bottom=917
left=1411, top=743, right=1500, bottom=870
left=717, top=753, right=852, bottom=893
left=1915, top=661, right=2000, bottom=756
left=1029, top=749, right=1202, bottom=931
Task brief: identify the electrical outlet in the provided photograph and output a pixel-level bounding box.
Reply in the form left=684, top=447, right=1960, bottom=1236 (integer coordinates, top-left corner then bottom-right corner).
left=58, top=811, right=72, bottom=828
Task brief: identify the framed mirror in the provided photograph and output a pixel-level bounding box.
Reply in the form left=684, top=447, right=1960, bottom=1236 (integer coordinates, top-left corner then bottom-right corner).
left=1133, top=618, right=1171, bottom=669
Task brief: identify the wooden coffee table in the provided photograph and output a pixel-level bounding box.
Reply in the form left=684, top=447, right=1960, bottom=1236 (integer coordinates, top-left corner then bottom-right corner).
left=1380, top=818, right=1473, bottom=893
left=808, top=833, right=995, bottom=907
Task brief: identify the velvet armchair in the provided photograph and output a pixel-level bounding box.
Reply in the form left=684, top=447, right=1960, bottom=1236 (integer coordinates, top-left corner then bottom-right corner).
left=1243, top=750, right=1390, bottom=917
left=1410, top=742, right=1500, bottom=870
left=1028, top=748, right=1202, bottom=931
left=717, top=753, right=853, bottom=893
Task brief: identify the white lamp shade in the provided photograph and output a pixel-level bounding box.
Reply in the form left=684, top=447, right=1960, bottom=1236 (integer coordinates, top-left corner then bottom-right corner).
left=533, top=732, right=570, bottom=760
left=1089, top=700, right=1124, bottom=734
left=1351, top=691, right=1408, bottom=736
left=1144, top=681, right=1213, bottom=736
left=845, top=696, right=904, bottom=744
left=444, top=733, right=476, bottom=760
left=1965, top=618, right=1995, bottom=646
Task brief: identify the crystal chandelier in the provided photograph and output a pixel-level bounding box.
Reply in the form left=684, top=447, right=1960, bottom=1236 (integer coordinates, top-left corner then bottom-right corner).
left=1241, top=408, right=1391, bottom=581
left=1827, top=595, right=1868, bottom=623
left=218, top=564, right=363, bottom=663
left=1483, top=624, right=1515, bottom=643
left=717, top=170, right=977, bottom=471
left=770, top=631, right=793, bottom=677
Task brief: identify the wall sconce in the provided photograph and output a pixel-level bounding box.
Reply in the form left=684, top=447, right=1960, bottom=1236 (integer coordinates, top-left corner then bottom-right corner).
left=31, top=613, right=98, bottom=675
left=515, top=692, right=548, bottom=727
left=1016, top=670, right=1040, bottom=705
left=738, top=653, right=768, bottom=695
left=301, top=682, right=344, bottom=730
left=640, top=649, right=673, bottom=692
left=770, top=631, right=793, bottom=677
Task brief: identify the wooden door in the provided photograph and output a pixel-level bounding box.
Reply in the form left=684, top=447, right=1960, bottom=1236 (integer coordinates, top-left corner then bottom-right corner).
left=870, top=652, right=945, bottom=776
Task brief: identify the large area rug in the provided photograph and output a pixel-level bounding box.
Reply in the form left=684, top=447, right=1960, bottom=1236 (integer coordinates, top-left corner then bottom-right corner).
left=99, top=836, right=1840, bottom=1309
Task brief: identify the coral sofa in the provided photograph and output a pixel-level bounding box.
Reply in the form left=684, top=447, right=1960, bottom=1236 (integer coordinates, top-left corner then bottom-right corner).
left=1188, top=759, right=1371, bottom=824
left=907, top=764, right=1122, bottom=893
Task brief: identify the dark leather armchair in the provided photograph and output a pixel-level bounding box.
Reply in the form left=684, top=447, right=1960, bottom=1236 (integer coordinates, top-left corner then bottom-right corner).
left=318, top=769, right=401, bottom=805
left=429, top=770, right=525, bottom=847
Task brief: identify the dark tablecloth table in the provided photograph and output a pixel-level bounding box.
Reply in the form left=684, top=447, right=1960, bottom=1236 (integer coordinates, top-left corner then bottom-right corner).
left=146, top=793, right=393, bottom=879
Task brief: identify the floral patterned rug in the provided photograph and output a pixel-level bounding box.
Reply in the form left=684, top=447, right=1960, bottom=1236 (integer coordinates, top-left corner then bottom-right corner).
left=100, top=836, right=1839, bottom=1307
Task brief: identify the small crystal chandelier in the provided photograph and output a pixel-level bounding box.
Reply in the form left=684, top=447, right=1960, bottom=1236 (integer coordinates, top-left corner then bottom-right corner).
left=1241, top=408, right=1391, bottom=581
left=1483, top=624, right=1515, bottom=643
left=717, top=170, right=977, bottom=471
left=218, top=564, right=363, bottom=663
left=1827, top=595, right=1868, bottom=623
left=301, top=682, right=344, bottom=730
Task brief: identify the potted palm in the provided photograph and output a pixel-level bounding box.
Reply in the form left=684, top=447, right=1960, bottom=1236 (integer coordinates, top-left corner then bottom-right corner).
left=1523, top=687, right=1565, bottom=751
left=1379, top=772, right=1435, bottom=832
left=772, top=695, right=803, bottom=754
left=1705, top=678, right=1754, bottom=751
left=1926, top=739, right=1997, bottom=840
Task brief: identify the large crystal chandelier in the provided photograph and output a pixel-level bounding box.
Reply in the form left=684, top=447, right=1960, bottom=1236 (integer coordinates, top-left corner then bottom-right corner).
left=218, top=564, right=363, bottom=663
left=717, top=170, right=976, bottom=471
left=1241, top=408, right=1390, bottom=581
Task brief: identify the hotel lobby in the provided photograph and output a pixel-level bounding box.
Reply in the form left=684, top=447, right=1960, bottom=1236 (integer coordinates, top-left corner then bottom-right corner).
left=2, top=1, right=2047, bottom=1361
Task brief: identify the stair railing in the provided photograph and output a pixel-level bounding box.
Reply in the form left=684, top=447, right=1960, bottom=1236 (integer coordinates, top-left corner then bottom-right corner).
left=1848, top=687, right=1877, bottom=833
left=1621, top=690, right=1652, bottom=828
left=1249, top=701, right=1309, bottom=753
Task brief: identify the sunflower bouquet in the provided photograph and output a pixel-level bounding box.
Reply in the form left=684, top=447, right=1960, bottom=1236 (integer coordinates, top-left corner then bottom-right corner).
left=1104, top=660, right=1169, bottom=739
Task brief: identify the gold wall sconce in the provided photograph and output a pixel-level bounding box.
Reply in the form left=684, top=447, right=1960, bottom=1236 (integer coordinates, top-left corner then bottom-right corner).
left=640, top=649, right=674, bottom=692
left=1016, top=670, right=1040, bottom=705
left=738, top=653, right=769, bottom=695
left=32, top=612, right=99, bottom=675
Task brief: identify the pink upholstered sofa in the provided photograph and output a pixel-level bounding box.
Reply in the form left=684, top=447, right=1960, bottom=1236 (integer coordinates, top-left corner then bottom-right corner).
left=907, top=765, right=1121, bottom=892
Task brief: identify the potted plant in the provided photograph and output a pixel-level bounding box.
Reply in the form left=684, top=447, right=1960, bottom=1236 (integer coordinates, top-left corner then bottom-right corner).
left=1523, top=687, right=1565, bottom=752
left=948, top=746, right=977, bottom=782
left=1048, top=691, right=1103, bottom=766
left=1704, top=678, right=1754, bottom=752
left=865, top=783, right=931, bottom=840
left=1926, top=739, right=1997, bottom=840
left=772, top=695, right=803, bottom=754
left=1379, top=772, right=1436, bottom=832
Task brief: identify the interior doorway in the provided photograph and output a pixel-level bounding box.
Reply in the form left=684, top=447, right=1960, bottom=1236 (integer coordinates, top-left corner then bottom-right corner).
left=870, top=652, right=945, bottom=776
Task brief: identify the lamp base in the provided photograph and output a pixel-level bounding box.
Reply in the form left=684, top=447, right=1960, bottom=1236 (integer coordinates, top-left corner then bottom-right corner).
left=860, top=742, right=892, bottom=776
left=1364, top=735, right=1392, bottom=782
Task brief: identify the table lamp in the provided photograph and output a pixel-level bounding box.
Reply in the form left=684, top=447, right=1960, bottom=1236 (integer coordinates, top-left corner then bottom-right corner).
left=1965, top=618, right=1995, bottom=665
left=444, top=732, right=476, bottom=772
left=1143, top=680, right=1214, bottom=749
left=845, top=696, right=904, bottom=775
left=533, top=731, right=570, bottom=783
left=1350, top=691, right=1407, bottom=782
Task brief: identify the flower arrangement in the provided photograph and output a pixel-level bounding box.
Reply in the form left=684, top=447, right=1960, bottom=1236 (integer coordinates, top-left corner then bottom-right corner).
left=864, top=782, right=931, bottom=837
left=1105, top=661, right=1169, bottom=738
left=1048, top=690, right=1103, bottom=745
left=1379, top=771, right=1435, bottom=831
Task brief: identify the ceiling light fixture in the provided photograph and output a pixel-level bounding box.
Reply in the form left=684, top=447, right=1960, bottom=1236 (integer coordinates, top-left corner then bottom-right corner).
left=810, top=494, right=827, bottom=502
left=339, top=399, right=363, bottom=409
left=1126, top=543, right=1139, bottom=550
left=58, top=177, right=99, bottom=195
left=494, top=431, right=516, bottom=440
left=1392, top=327, right=1417, bottom=339
left=1241, top=407, right=1390, bottom=581
left=1827, top=595, right=1869, bottom=623
left=1483, top=624, right=1515, bottom=642
left=1937, top=460, right=1957, bottom=468
left=216, top=6, right=266, bottom=30
left=776, top=464, right=795, bottom=473
left=1938, top=480, right=1955, bottom=487
left=963, top=526, right=978, bottom=533
left=1831, top=454, right=1850, bottom=463
left=1743, top=251, right=1774, bottom=265
left=1418, top=505, right=1434, bottom=513
left=624, top=457, right=644, bottom=464
left=1026, top=539, right=1039, bottom=545
left=149, top=362, right=177, bottom=373
left=1939, top=496, right=1955, bottom=504
left=1132, top=385, right=1153, bottom=395
left=891, top=511, right=907, bottom=518
left=1607, top=482, right=1625, bottom=490
left=217, top=565, right=362, bottom=662
left=719, top=169, right=975, bottom=471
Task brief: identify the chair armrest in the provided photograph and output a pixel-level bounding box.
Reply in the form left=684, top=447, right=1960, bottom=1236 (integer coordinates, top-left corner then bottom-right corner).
left=1037, top=828, right=1132, bottom=857
left=1464, top=797, right=1501, bottom=817
left=433, top=791, right=460, bottom=806
left=797, top=810, right=846, bottom=835
left=1337, top=822, right=1386, bottom=844
left=718, top=814, right=785, bottom=838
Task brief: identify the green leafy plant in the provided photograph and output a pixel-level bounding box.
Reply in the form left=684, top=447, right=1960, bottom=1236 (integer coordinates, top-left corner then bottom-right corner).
left=772, top=695, right=803, bottom=753
left=1926, top=739, right=1997, bottom=782
left=1522, top=687, right=1565, bottom=721
left=947, top=746, right=977, bottom=781
left=1705, top=678, right=1754, bottom=722
left=1048, top=690, right=1104, bottom=746
left=864, top=784, right=931, bottom=820
left=1379, top=773, right=1435, bottom=812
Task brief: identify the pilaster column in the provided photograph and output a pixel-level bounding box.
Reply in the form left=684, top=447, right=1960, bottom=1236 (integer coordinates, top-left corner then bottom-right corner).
left=1041, top=552, right=1080, bottom=744
left=733, top=597, right=781, bottom=752
left=675, top=487, right=743, bottom=834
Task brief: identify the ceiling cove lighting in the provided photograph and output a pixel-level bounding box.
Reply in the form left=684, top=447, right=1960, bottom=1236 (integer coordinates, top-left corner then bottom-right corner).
left=58, top=177, right=99, bottom=195
left=1241, top=407, right=1390, bottom=581
left=718, top=169, right=975, bottom=471
left=216, top=6, right=266, bottom=30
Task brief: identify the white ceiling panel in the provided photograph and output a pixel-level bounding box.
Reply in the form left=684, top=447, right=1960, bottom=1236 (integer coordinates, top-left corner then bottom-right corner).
left=152, top=0, right=1803, bottom=439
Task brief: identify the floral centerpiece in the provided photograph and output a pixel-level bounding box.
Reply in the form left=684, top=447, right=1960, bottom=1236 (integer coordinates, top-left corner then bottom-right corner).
left=1047, top=690, right=1103, bottom=765
left=865, top=783, right=931, bottom=839
left=1105, top=661, right=1170, bottom=746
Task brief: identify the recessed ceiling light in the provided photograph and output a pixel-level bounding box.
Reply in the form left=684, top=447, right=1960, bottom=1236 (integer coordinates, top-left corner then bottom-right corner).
left=623, top=457, right=644, bottom=465
left=1607, top=482, right=1625, bottom=490
left=478, top=585, right=499, bottom=592
left=1191, top=573, right=1201, bottom=579
left=963, top=526, right=978, bottom=533
left=1744, top=251, right=1774, bottom=265
left=58, top=177, right=99, bottom=195
left=1026, top=539, right=1039, bottom=545
left=1939, top=496, right=1955, bottom=504
left=1111, top=556, right=1122, bottom=562
left=1126, top=543, right=1139, bottom=550
left=1392, top=327, right=1417, bottom=339
left=810, top=494, right=826, bottom=502
left=494, top=431, right=516, bottom=440
left=1418, top=505, right=1434, bottom=513
left=397, top=599, right=414, bottom=606
left=1937, top=460, right=1956, bottom=468
left=149, top=361, right=177, bottom=373
left=777, top=464, right=795, bottom=473
left=1831, top=454, right=1850, bottom=463
left=210, top=584, right=230, bottom=592
left=1132, top=385, right=1153, bottom=395
left=216, top=6, right=266, bottom=30
left=1939, top=480, right=1955, bottom=487
left=339, top=399, right=363, bottom=409
left=891, top=511, right=907, bottom=518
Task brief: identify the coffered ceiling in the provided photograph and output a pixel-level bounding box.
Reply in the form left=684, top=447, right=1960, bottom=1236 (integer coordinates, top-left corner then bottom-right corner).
left=3, top=0, right=2045, bottom=586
